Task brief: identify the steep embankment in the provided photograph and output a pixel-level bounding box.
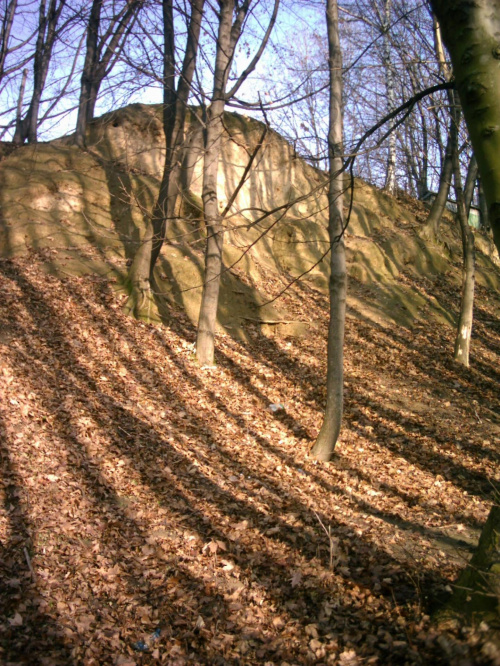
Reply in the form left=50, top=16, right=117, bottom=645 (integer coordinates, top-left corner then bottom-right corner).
left=1, top=106, right=500, bottom=664
left=1, top=103, right=498, bottom=338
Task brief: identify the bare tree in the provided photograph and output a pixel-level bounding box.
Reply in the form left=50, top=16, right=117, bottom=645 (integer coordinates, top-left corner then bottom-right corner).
left=430, top=0, right=500, bottom=625
left=125, top=0, right=205, bottom=318
left=74, top=0, right=143, bottom=148
left=196, top=0, right=279, bottom=365
left=13, top=0, right=66, bottom=144
left=310, top=0, right=346, bottom=461
left=0, top=0, right=18, bottom=85
left=451, top=113, right=475, bottom=367
left=381, top=0, right=396, bottom=192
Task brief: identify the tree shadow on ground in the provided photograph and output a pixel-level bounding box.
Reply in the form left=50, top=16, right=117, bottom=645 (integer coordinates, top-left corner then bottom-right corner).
left=0, top=258, right=473, bottom=664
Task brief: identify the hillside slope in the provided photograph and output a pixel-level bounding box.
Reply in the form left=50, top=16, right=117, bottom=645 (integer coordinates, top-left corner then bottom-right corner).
left=1, top=108, right=500, bottom=664
left=1, top=103, right=498, bottom=336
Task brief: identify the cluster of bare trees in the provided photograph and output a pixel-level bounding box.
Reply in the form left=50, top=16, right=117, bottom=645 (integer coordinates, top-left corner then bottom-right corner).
left=2, top=0, right=500, bottom=622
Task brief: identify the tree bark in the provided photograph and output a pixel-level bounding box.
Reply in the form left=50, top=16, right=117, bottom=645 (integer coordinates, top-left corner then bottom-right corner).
left=14, top=0, right=66, bottom=144
left=124, top=0, right=204, bottom=319
left=383, top=0, right=396, bottom=193
left=13, top=67, right=27, bottom=143
left=75, top=0, right=141, bottom=147
left=478, top=179, right=490, bottom=231
left=464, top=153, right=478, bottom=214
left=452, top=137, right=475, bottom=367
left=74, top=0, right=102, bottom=147
left=421, top=115, right=456, bottom=239
left=430, top=2, right=500, bottom=627
left=431, top=0, right=500, bottom=253
left=438, top=505, right=500, bottom=625
left=195, top=0, right=236, bottom=366
left=310, top=0, right=346, bottom=462
left=0, top=0, right=18, bottom=85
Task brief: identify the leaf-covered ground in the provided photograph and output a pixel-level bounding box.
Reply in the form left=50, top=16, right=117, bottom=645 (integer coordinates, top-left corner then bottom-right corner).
left=1, top=250, right=499, bottom=665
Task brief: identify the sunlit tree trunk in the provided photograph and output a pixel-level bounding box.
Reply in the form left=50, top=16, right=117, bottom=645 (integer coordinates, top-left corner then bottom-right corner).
left=383, top=0, right=396, bottom=193
left=310, top=0, right=346, bottom=461
left=452, top=135, right=475, bottom=367
left=464, top=154, right=478, bottom=213
left=195, top=0, right=235, bottom=366
left=196, top=0, right=278, bottom=365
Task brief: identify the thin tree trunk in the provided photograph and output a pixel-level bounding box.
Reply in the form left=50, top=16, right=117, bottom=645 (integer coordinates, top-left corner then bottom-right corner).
left=196, top=1, right=235, bottom=366
left=464, top=153, right=478, bottom=214
left=422, top=115, right=456, bottom=239
left=0, top=0, right=18, bottom=84
left=124, top=0, right=204, bottom=319
left=310, top=0, right=346, bottom=462
left=195, top=0, right=277, bottom=364
left=75, top=0, right=101, bottom=147
left=383, top=0, right=396, bottom=193
left=13, top=67, right=27, bottom=144
left=478, top=179, right=490, bottom=231
left=452, top=131, right=475, bottom=367
left=17, top=0, right=66, bottom=144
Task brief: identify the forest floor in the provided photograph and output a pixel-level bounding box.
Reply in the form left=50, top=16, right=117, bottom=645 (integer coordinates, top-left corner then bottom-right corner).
left=1, top=248, right=499, bottom=665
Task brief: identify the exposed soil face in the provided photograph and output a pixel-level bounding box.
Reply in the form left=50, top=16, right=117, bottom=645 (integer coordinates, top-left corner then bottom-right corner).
left=1, top=252, right=499, bottom=665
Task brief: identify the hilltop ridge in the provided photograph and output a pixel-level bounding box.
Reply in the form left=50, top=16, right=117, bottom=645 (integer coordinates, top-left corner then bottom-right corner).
left=1, top=103, right=498, bottom=338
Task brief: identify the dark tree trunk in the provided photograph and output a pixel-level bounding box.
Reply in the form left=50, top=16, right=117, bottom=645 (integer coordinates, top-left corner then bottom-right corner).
left=124, top=0, right=204, bottom=319
left=438, top=505, right=500, bottom=625
left=14, top=0, right=66, bottom=144
left=478, top=179, right=490, bottom=231
left=0, top=0, right=17, bottom=84
left=75, top=0, right=102, bottom=147
left=310, top=0, right=346, bottom=462
left=74, top=0, right=141, bottom=147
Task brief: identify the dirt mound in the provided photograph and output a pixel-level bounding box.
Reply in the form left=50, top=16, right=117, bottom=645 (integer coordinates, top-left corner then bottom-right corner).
left=1, top=104, right=499, bottom=336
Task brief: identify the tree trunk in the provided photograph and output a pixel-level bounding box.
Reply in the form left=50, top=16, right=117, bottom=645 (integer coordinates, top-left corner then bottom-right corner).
left=421, top=115, right=456, bottom=239
left=75, top=0, right=141, bottom=147
left=310, top=0, right=346, bottom=462
left=195, top=2, right=235, bottom=366
left=478, top=179, right=490, bottom=231
left=464, top=154, right=478, bottom=213
left=124, top=0, right=204, bottom=320
left=383, top=0, right=396, bottom=193
left=452, top=141, right=475, bottom=367
left=431, top=0, right=500, bottom=253
left=0, top=0, right=18, bottom=85
left=437, top=505, right=500, bottom=625
left=430, top=0, right=500, bottom=630
left=16, top=0, right=65, bottom=144
left=75, top=0, right=102, bottom=148
left=13, top=68, right=27, bottom=144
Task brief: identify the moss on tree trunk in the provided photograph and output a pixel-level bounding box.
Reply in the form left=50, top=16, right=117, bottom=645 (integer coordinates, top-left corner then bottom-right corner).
left=437, top=505, right=500, bottom=627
